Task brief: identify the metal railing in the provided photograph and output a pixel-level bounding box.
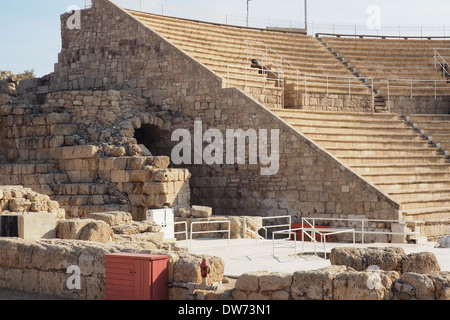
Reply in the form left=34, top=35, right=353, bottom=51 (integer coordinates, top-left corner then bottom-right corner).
left=316, top=33, right=450, bottom=40
left=301, top=217, right=420, bottom=245
left=243, top=215, right=292, bottom=242
left=304, top=74, right=375, bottom=112
left=245, top=40, right=301, bottom=106
left=387, top=78, right=450, bottom=112
left=167, top=221, right=188, bottom=247
left=226, top=64, right=284, bottom=106
left=434, top=48, right=450, bottom=79
left=272, top=226, right=356, bottom=259
left=189, top=220, right=231, bottom=249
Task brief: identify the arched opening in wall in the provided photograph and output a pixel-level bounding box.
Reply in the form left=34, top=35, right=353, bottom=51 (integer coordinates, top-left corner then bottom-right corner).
left=134, top=124, right=175, bottom=159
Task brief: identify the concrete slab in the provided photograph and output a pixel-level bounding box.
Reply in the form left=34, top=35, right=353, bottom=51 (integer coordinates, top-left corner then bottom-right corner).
left=179, top=238, right=450, bottom=277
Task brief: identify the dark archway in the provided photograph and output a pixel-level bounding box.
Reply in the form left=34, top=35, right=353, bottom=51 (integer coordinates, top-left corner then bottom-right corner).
left=133, top=123, right=175, bottom=158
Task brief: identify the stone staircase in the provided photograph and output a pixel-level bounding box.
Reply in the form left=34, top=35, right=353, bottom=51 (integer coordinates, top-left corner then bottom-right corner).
left=407, top=114, right=450, bottom=154
left=271, top=108, right=450, bottom=225
left=319, top=36, right=450, bottom=98
left=0, top=100, right=190, bottom=219
left=0, top=106, right=128, bottom=218
left=127, top=10, right=373, bottom=109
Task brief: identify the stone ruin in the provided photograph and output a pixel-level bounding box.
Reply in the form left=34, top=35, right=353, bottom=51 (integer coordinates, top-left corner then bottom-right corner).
left=231, top=247, right=450, bottom=300
left=1, top=0, right=449, bottom=300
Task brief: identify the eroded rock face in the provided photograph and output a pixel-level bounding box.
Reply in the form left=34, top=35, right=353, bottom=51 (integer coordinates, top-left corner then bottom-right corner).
left=56, top=219, right=113, bottom=243
left=401, top=252, right=441, bottom=274
left=88, top=211, right=132, bottom=226
left=292, top=265, right=347, bottom=300
left=0, top=185, right=64, bottom=218
left=0, top=237, right=225, bottom=300
left=329, top=247, right=440, bottom=274
left=333, top=270, right=399, bottom=300
left=394, top=273, right=435, bottom=300
left=172, top=254, right=225, bottom=284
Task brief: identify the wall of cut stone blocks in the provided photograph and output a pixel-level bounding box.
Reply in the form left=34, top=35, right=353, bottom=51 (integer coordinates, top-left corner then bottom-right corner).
left=0, top=237, right=224, bottom=300
left=43, top=0, right=401, bottom=225
left=388, top=95, right=450, bottom=115
left=0, top=89, right=191, bottom=220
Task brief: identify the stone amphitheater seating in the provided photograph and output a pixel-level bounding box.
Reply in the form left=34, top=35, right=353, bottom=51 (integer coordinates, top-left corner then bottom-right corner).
left=320, top=36, right=450, bottom=98
left=272, top=109, right=450, bottom=223
left=127, top=10, right=373, bottom=108
left=408, top=114, right=450, bottom=155
left=3, top=1, right=450, bottom=240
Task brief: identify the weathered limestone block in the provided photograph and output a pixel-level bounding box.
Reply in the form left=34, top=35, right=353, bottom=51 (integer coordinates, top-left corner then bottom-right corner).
left=330, top=247, right=405, bottom=272
left=8, top=198, right=31, bottom=212
left=88, top=211, right=132, bottom=226
left=191, top=205, right=213, bottom=218
left=401, top=252, right=441, bottom=274
left=292, top=265, right=347, bottom=300
left=173, top=254, right=224, bottom=284
left=78, top=220, right=114, bottom=242
left=427, top=271, right=450, bottom=300
left=394, top=273, right=435, bottom=300
left=56, top=219, right=113, bottom=243
left=113, top=232, right=164, bottom=244
left=333, top=270, right=398, bottom=300
left=111, top=221, right=162, bottom=235
left=0, top=93, right=11, bottom=106
left=61, top=145, right=98, bottom=159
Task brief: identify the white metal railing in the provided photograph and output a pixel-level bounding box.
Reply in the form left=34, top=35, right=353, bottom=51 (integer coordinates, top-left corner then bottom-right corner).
left=167, top=221, right=188, bottom=247
left=301, top=217, right=420, bottom=245
left=245, top=40, right=301, bottom=106
left=304, top=74, right=375, bottom=112
left=226, top=64, right=284, bottom=106
left=387, top=78, right=450, bottom=112
left=189, top=220, right=231, bottom=249
left=242, top=216, right=266, bottom=240
left=245, top=40, right=376, bottom=110
left=434, top=48, right=450, bottom=79
left=243, top=215, right=292, bottom=242
left=112, top=0, right=450, bottom=37
left=272, top=227, right=356, bottom=259
left=85, top=0, right=92, bottom=8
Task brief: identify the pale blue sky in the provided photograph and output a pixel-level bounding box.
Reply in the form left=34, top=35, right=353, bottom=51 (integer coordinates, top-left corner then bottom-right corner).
left=1, top=0, right=449, bottom=77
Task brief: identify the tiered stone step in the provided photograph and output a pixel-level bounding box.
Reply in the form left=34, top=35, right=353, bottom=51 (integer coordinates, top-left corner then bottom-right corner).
left=321, top=37, right=450, bottom=97
left=407, top=114, right=450, bottom=154
left=271, top=108, right=450, bottom=222
left=127, top=10, right=372, bottom=109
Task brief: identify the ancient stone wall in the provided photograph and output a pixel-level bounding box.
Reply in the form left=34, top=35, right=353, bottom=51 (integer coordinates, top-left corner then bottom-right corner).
left=231, top=247, right=449, bottom=300
left=42, top=0, right=402, bottom=226
left=388, top=95, right=450, bottom=115
left=301, top=93, right=374, bottom=113
left=0, top=237, right=224, bottom=300
left=0, top=89, right=191, bottom=220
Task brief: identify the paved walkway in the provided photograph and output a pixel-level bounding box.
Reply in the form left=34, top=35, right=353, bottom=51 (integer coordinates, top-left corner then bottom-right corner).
left=1, top=238, right=448, bottom=300
left=182, top=238, right=450, bottom=277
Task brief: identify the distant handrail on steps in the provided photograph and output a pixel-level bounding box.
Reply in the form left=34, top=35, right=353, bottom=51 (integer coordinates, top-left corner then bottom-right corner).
left=316, top=33, right=450, bottom=40
left=245, top=39, right=377, bottom=111
left=304, top=74, right=375, bottom=112
left=244, top=39, right=301, bottom=106
left=387, top=78, right=450, bottom=112
left=243, top=215, right=292, bottom=242
left=301, top=217, right=421, bottom=245
left=226, top=64, right=285, bottom=107
left=434, top=48, right=450, bottom=79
